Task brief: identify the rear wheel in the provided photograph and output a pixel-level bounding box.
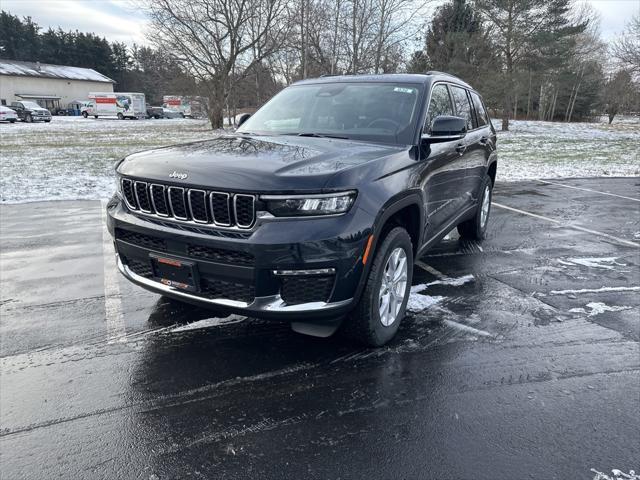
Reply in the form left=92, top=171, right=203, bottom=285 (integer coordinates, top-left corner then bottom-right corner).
left=457, top=174, right=493, bottom=240
left=9, top=119, right=15, bottom=123
left=342, top=227, right=413, bottom=347
left=117, top=113, right=124, bottom=120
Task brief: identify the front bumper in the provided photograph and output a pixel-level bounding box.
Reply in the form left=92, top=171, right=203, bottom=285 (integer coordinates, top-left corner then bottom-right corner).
left=107, top=197, right=374, bottom=320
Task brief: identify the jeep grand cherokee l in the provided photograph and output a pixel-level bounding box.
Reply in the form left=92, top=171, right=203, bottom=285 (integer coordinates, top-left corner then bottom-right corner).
left=107, top=73, right=497, bottom=346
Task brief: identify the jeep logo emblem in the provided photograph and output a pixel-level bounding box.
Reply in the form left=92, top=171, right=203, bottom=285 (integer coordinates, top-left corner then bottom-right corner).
left=169, top=171, right=188, bottom=180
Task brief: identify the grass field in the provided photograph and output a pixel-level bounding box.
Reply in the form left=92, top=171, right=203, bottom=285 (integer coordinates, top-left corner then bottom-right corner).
left=0, top=115, right=638, bottom=203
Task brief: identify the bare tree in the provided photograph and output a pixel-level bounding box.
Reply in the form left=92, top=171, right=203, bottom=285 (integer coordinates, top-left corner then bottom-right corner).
left=612, top=15, right=640, bottom=76
left=142, top=0, right=289, bottom=128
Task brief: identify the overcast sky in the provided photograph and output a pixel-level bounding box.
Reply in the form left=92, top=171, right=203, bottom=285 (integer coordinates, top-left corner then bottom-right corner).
left=2, top=0, right=638, bottom=46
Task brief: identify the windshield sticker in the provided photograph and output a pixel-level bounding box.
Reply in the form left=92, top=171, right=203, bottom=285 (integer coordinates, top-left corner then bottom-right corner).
left=394, top=87, right=415, bottom=94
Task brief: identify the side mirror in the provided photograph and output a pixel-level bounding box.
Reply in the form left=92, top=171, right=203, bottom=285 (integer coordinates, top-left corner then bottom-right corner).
left=237, top=112, right=251, bottom=128
left=422, top=115, right=467, bottom=142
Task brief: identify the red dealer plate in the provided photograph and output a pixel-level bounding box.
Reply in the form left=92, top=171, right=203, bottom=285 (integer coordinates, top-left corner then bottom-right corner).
left=150, top=254, right=199, bottom=292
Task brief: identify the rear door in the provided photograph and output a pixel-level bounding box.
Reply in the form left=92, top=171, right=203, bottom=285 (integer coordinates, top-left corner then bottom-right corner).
left=449, top=85, right=485, bottom=211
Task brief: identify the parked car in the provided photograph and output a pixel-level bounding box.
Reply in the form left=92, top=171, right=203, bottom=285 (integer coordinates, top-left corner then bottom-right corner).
left=0, top=105, right=18, bottom=123
left=146, top=106, right=164, bottom=119
left=107, top=72, right=497, bottom=346
left=10, top=101, right=51, bottom=123
left=162, top=107, right=184, bottom=119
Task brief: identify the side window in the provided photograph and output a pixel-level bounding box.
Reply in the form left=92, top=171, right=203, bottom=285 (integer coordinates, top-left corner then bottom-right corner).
left=470, top=91, right=488, bottom=127
left=450, top=86, right=474, bottom=131
left=1, top=99, right=6, bottom=106
left=425, top=84, right=453, bottom=132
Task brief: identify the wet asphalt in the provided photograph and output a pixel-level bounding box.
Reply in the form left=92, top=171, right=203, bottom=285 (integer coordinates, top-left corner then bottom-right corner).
left=0, top=177, right=638, bottom=480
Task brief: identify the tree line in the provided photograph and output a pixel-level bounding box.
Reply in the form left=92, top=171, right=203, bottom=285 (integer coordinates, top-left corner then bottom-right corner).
left=1, top=1, right=638, bottom=129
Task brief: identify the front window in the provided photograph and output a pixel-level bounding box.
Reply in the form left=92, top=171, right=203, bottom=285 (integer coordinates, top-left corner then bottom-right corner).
left=238, top=82, right=424, bottom=145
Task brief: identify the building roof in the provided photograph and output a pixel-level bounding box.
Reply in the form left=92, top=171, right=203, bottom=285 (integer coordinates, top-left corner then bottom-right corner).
left=0, top=59, right=115, bottom=83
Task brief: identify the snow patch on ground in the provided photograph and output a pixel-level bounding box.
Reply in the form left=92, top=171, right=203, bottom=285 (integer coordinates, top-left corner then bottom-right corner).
left=590, top=468, right=639, bottom=480
left=427, top=274, right=475, bottom=287
left=170, top=315, right=245, bottom=332
left=406, top=274, right=475, bottom=313
left=569, top=302, right=633, bottom=317
left=558, top=257, right=627, bottom=270
left=548, top=286, right=640, bottom=295
left=1, top=117, right=638, bottom=203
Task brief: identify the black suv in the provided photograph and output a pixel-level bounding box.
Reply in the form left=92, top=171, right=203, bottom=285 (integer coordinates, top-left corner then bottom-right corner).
left=107, top=73, right=497, bottom=346
left=10, top=101, right=52, bottom=123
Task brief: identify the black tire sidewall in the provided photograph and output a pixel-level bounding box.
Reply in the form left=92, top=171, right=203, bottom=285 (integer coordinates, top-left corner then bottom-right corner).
left=364, top=227, right=414, bottom=345
left=476, top=177, right=493, bottom=238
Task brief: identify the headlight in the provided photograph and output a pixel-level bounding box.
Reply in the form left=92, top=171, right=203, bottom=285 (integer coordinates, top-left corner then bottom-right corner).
left=260, top=191, right=357, bottom=217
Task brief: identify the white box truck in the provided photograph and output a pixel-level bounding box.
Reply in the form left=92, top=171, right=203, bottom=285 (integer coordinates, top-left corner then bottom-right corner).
left=162, top=95, right=205, bottom=118
left=82, top=92, right=146, bottom=119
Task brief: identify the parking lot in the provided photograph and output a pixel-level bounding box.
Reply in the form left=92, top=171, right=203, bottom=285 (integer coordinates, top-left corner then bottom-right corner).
left=1, top=177, right=638, bottom=479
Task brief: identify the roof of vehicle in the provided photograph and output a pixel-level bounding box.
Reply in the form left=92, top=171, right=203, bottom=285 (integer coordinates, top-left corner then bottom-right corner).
left=0, top=59, right=115, bottom=83
left=293, top=72, right=473, bottom=90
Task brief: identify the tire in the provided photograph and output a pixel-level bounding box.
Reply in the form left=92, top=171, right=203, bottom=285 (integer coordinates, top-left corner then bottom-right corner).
left=25, top=114, right=33, bottom=123
left=44, top=119, right=51, bottom=123
left=94, top=115, right=98, bottom=119
left=342, top=227, right=413, bottom=347
left=82, top=112, right=88, bottom=118
left=9, top=119, right=15, bottom=123
left=117, top=113, right=124, bottom=120
left=457, top=174, right=493, bottom=240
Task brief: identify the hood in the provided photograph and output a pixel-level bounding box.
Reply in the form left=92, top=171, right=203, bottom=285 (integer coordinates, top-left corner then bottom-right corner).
left=117, top=134, right=406, bottom=192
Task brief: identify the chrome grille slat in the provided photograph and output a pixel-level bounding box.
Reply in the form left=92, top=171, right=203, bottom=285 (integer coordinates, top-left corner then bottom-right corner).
left=234, top=194, right=255, bottom=229
left=121, top=177, right=256, bottom=230
left=188, top=189, right=208, bottom=223
left=134, top=181, right=152, bottom=213
left=121, top=178, right=137, bottom=210
left=167, top=187, right=188, bottom=220
left=150, top=184, right=169, bottom=217
left=210, top=192, right=231, bottom=226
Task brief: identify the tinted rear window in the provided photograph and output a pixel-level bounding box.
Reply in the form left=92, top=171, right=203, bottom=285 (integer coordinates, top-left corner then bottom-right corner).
left=470, top=91, right=489, bottom=127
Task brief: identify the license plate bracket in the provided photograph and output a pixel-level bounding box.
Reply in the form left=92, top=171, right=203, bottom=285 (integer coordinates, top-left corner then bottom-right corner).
left=150, top=254, right=199, bottom=292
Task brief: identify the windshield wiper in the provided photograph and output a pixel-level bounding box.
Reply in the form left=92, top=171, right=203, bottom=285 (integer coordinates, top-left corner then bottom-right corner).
left=296, top=132, right=349, bottom=140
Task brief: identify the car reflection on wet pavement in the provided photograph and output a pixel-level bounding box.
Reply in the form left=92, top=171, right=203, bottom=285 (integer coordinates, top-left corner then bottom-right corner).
left=1, top=178, right=638, bottom=479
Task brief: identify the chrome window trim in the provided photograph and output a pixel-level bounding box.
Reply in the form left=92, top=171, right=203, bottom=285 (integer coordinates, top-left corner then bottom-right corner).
left=121, top=178, right=138, bottom=210
left=234, top=194, right=256, bottom=229
left=149, top=184, right=169, bottom=217
left=187, top=189, right=209, bottom=224
left=133, top=181, right=152, bottom=213
left=210, top=191, right=232, bottom=227
left=167, top=186, right=189, bottom=220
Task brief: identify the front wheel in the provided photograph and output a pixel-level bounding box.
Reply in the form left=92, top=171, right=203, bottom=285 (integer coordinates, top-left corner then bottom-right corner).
left=25, top=114, right=33, bottom=123
left=342, top=227, right=413, bottom=347
left=82, top=112, right=88, bottom=118
left=117, top=113, right=124, bottom=120
left=458, top=174, right=493, bottom=240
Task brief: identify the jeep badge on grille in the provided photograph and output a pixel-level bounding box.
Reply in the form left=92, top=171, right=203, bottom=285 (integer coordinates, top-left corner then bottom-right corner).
left=169, top=171, right=188, bottom=180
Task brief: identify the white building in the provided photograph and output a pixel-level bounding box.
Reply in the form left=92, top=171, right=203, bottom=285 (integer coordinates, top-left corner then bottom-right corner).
left=0, top=59, right=115, bottom=112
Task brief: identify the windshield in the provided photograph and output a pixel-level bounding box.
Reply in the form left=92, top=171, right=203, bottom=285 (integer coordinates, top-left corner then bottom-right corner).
left=238, top=82, right=424, bottom=145
left=22, top=101, right=42, bottom=109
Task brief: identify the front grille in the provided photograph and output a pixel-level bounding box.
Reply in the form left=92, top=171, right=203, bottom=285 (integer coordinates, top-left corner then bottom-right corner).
left=280, top=275, right=335, bottom=305
left=186, top=244, right=254, bottom=266
left=201, top=278, right=255, bottom=303
left=116, top=228, right=167, bottom=251
left=121, top=177, right=255, bottom=229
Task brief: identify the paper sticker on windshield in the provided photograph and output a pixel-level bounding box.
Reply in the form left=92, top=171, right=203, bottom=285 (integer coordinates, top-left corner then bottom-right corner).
left=394, top=87, right=415, bottom=94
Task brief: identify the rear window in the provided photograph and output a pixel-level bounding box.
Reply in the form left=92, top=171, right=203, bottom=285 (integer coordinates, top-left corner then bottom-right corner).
left=450, top=86, right=474, bottom=131
left=470, top=91, right=489, bottom=127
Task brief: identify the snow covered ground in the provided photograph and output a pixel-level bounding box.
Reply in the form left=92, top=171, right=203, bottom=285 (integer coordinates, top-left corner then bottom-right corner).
left=0, top=115, right=638, bottom=203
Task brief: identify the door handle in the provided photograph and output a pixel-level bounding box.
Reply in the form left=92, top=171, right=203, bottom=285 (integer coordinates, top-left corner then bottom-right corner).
left=455, top=143, right=467, bottom=155
left=479, top=136, right=489, bottom=145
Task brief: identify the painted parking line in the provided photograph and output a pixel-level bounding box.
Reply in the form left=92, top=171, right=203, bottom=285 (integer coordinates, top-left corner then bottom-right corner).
left=101, top=200, right=126, bottom=340
left=537, top=179, right=640, bottom=202
left=493, top=202, right=640, bottom=249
